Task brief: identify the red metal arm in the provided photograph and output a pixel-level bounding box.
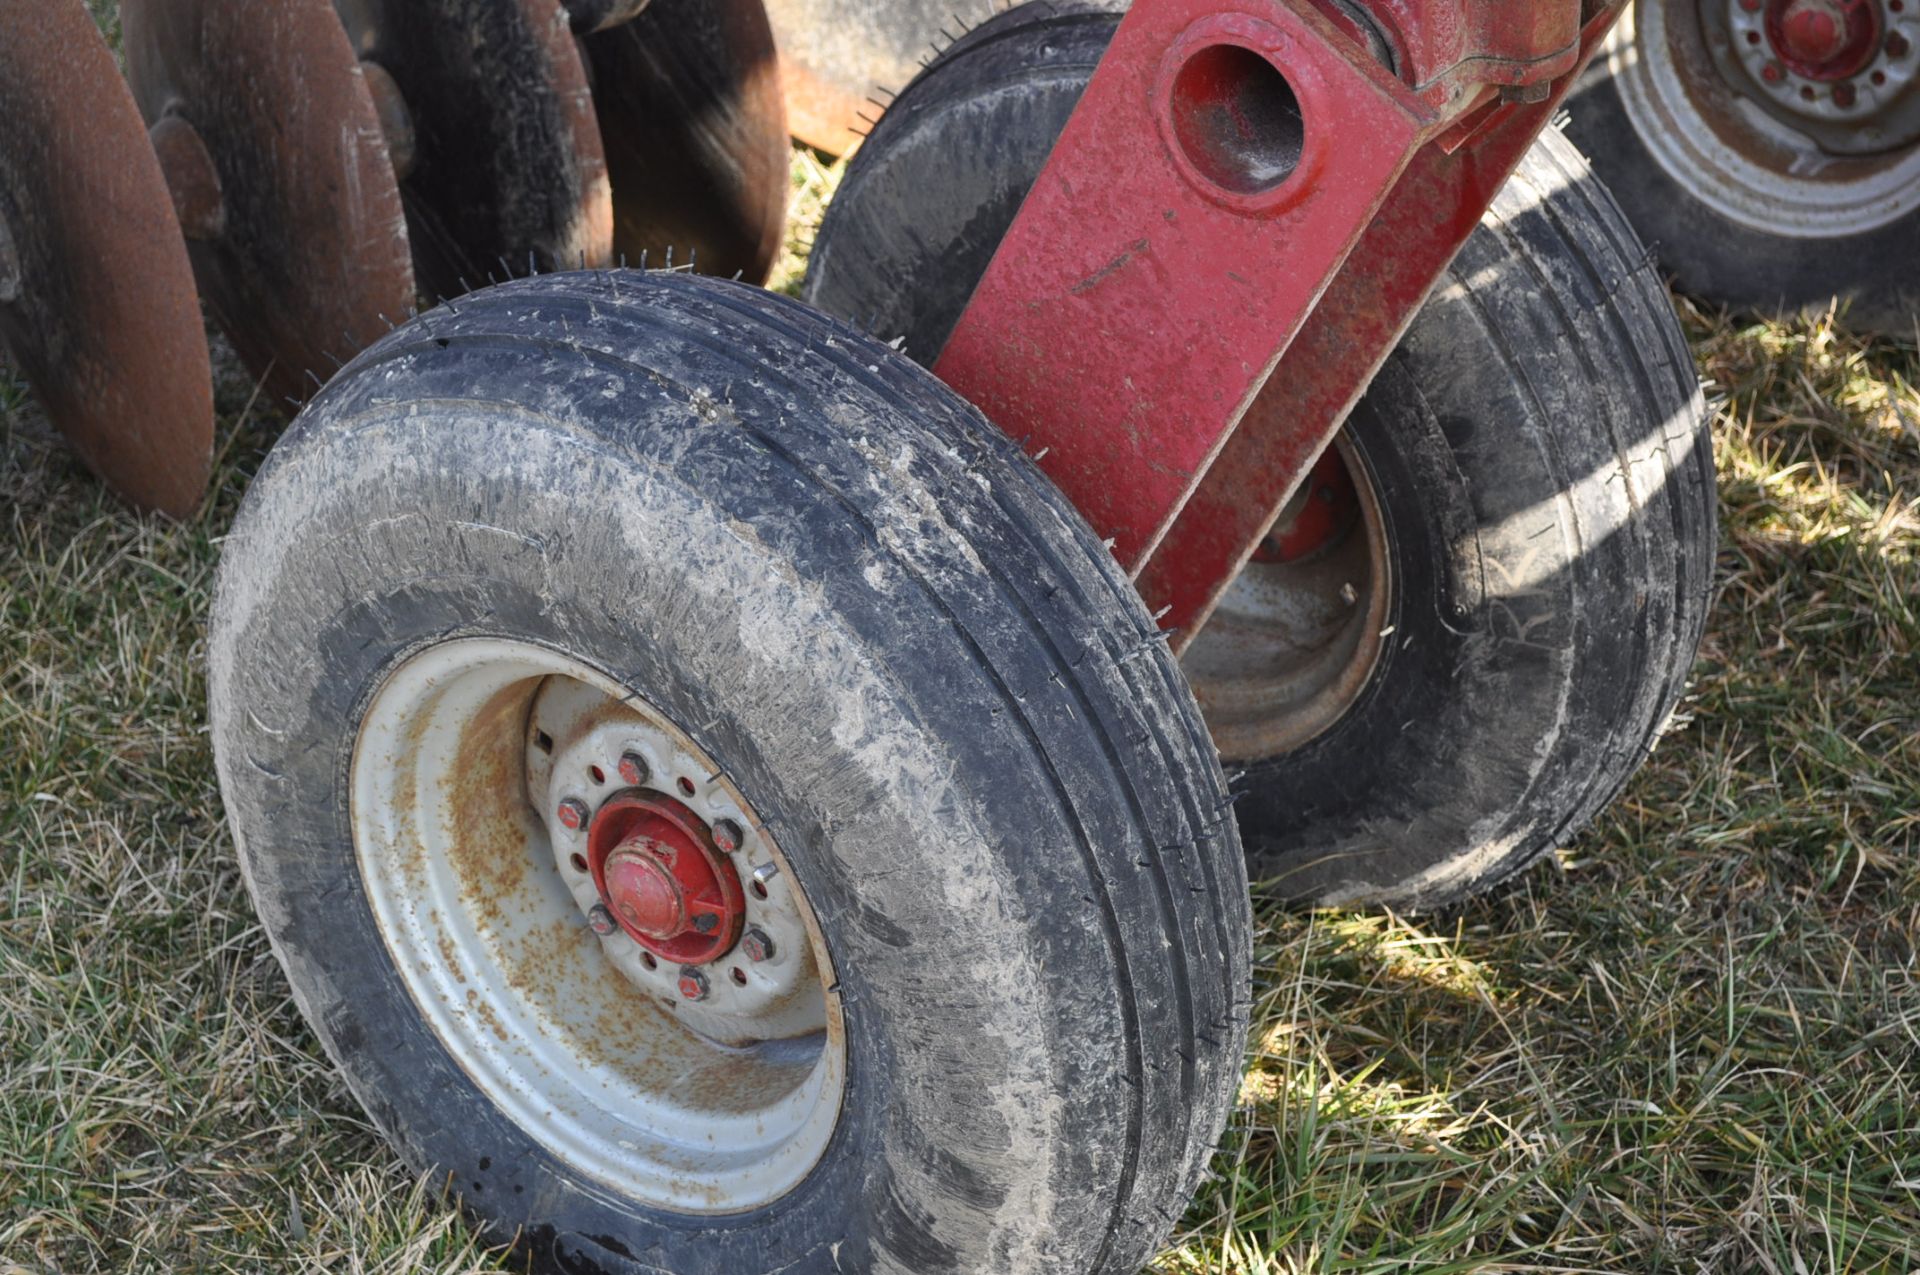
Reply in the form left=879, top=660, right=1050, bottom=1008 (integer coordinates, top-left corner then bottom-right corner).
left=933, top=0, right=1625, bottom=647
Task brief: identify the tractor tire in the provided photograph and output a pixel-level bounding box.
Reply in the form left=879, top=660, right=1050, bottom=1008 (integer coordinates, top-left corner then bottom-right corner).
left=805, top=2, right=1718, bottom=909
left=1562, top=0, right=1920, bottom=335
left=208, top=269, right=1250, bottom=1273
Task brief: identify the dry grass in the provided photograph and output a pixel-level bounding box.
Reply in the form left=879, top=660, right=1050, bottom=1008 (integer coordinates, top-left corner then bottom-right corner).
left=2, top=64, right=1917, bottom=1275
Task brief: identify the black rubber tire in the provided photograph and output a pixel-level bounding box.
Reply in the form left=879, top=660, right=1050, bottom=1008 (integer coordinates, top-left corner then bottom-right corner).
left=208, top=270, right=1250, bottom=1273
left=1561, top=16, right=1920, bottom=336
left=805, top=3, right=1718, bottom=909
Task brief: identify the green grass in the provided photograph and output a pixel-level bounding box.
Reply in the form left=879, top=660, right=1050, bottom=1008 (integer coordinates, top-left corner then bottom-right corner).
left=4, top=53, right=1919, bottom=1274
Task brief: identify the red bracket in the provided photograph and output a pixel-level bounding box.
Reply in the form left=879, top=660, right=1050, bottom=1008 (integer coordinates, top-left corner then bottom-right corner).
left=934, top=0, right=1623, bottom=648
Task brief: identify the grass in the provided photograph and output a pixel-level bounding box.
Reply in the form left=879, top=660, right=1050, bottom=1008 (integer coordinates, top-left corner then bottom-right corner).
left=4, top=32, right=1918, bottom=1274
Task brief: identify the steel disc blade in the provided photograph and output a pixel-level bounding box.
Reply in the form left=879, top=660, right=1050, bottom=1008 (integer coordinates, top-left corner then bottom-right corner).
left=585, top=0, right=789, bottom=282
left=123, top=0, right=416, bottom=406
left=0, top=0, right=212, bottom=517
left=761, top=0, right=964, bottom=154
left=333, top=0, right=614, bottom=302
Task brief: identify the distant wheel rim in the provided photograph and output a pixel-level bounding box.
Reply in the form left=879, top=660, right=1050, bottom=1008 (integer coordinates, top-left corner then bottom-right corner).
left=1181, top=438, right=1392, bottom=761
left=350, top=637, right=845, bottom=1214
left=1611, top=0, right=1920, bottom=237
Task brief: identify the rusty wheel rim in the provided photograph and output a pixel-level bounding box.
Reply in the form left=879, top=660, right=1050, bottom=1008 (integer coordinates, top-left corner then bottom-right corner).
left=0, top=0, right=212, bottom=518
left=333, top=0, right=614, bottom=302
left=350, top=638, right=845, bottom=1211
left=584, top=0, right=790, bottom=283
left=1181, top=439, right=1391, bottom=762
left=1611, top=0, right=1920, bottom=237
left=122, top=0, right=417, bottom=407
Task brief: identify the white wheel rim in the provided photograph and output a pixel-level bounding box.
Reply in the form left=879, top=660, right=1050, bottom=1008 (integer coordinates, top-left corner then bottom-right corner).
left=1182, top=441, right=1391, bottom=761
left=1611, top=0, right=1920, bottom=237
left=350, top=637, right=846, bottom=1213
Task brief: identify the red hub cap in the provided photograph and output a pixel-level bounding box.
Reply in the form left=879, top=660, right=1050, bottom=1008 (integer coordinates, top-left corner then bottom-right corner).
left=586, top=792, right=746, bottom=966
left=1766, top=0, right=1882, bottom=80
left=1250, top=450, right=1360, bottom=565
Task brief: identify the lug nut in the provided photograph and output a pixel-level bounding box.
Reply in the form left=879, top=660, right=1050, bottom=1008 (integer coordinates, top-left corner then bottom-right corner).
left=587, top=903, right=617, bottom=936
left=711, top=818, right=744, bottom=852
left=617, top=750, right=649, bottom=786
left=677, top=967, right=710, bottom=1001
left=741, top=927, right=775, bottom=963
left=557, top=796, right=590, bottom=830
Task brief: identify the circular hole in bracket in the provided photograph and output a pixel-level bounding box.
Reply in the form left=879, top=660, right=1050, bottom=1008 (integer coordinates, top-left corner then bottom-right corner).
left=1167, top=43, right=1304, bottom=197
left=677, top=776, right=697, bottom=797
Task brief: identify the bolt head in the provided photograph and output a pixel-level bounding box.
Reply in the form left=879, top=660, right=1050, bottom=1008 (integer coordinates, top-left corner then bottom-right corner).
left=617, top=750, right=650, bottom=786
left=1762, top=61, right=1786, bottom=80
left=557, top=797, right=590, bottom=831
left=587, top=904, right=617, bottom=936
left=691, top=912, right=719, bottom=933
left=1832, top=81, right=1857, bottom=106
left=677, top=967, right=710, bottom=1001
left=742, top=927, right=776, bottom=963
left=711, top=818, right=744, bottom=853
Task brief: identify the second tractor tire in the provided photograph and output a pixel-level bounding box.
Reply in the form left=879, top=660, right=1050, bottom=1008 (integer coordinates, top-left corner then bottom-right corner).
left=806, top=2, right=1719, bottom=909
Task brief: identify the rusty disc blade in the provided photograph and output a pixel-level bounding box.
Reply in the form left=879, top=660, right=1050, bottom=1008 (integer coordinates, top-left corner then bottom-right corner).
left=333, top=0, right=614, bottom=302
left=585, top=0, right=789, bottom=283
left=0, top=0, right=213, bottom=518
left=123, top=0, right=415, bottom=407
left=761, top=0, right=961, bottom=154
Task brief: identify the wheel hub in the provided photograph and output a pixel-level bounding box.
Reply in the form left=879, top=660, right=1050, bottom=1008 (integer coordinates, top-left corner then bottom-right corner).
left=1716, top=0, right=1920, bottom=150
left=587, top=792, right=746, bottom=964
left=1771, top=0, right=1878, bottom=78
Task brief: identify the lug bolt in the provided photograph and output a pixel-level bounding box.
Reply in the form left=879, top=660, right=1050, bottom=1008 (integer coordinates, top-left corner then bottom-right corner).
left=617, top=750, right=650, bottom=786
left=711, top=818, right=744, bottom=853
left=557, top=796, right=590, bottom=830
left=587, top=903, right=618, bottom=935
left=742, top=927, right=776, bottom=963
left=677, top=967, right=710, bottom=1001
left=1762, top=61, right=1785, bottom=81
left=1833, top=82, right=1857, bottom=107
